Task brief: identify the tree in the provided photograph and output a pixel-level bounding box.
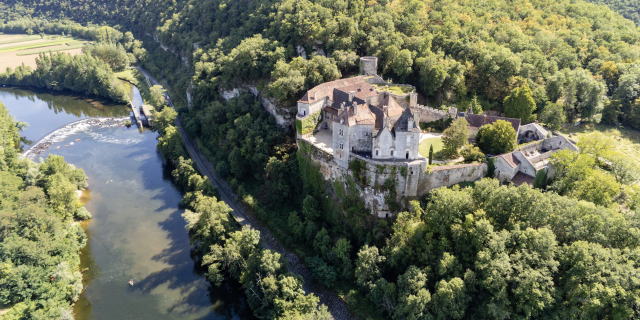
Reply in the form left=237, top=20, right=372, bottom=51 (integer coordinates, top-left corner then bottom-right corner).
left=430, top=278, right=470, bottom=320
left=441, top=118, right=469, bottom=157
left=154, top=106, right=177, bottom=135
left=355, top=245, right=385, bottom=289
left=504, top=85, right=537, bottom=124
left=428, top=144, right=433, bottom=165
left=608, top=154, right=639, bottom=185
left=149, top=85, right=166, bottom=109
left=539, top=102, right=566, bottom=131
left=475, top=120, right=517, bottom=155
left=302, top=195, right=320, bottom=220
left=394, top=266, right=431, bottom=320
left=533, top=169, right=547, bottom=189
left=157, top=125, right=186, bottom=162
left=576, top=132, right=614, bottom=161
left=306, top=256, right=337, bottom=287
left=470, top=95, right=483, bottom=114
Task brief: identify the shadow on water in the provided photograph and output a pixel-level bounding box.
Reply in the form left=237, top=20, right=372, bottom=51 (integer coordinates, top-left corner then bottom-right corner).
left=120, top=139, right=255, bottom=319
left=3, top=88, right=255, bottom=320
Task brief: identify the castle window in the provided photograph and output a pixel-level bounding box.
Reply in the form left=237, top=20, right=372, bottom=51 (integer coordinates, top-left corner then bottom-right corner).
left=391, top=151, right=394, bottom=157
left=340, top=144, right=344, bottom=149
left=376, top=150, right=379, bottom=156
left=339, top=129, right=343, bottom=136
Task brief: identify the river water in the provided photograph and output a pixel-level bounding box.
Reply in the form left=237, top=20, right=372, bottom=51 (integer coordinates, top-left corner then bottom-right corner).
left=0, top=87, right=253, bottom=320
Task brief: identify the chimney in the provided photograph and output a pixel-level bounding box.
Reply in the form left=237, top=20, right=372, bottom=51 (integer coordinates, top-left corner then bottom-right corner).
left=359, top=86, right=363, bottom=91
left=408, top=118, right=413, bottom=130
left=353, top=104, right=357, bottom=115
left=383, top=105, right=388, bottom=115
left=349, top=91, right=355, bottom=103
left=341, top=102, right=346, bottom=110
left=384, top=115, right=391, bottom=128
left=314, top=92, right=317, bottom=100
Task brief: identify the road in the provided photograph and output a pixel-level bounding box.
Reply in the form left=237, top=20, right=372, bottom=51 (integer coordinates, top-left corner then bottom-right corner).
left=135, top=67, right=355, bottom=320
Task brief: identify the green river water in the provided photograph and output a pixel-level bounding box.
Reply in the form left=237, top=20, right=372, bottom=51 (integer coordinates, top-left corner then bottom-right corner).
left=0, top=87, right=254, bottom=320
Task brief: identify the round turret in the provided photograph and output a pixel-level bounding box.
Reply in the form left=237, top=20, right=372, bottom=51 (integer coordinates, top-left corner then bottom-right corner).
left=360, top=56, right=378, bottom=76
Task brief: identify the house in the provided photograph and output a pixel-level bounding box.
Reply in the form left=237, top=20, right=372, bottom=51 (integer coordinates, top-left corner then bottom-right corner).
left=493, top=135, right=578, bottom=185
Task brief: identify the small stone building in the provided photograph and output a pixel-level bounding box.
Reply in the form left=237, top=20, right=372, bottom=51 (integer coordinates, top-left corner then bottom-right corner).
left=519, top=122, right=549, bottom=142
left=493, top=135, right=578, bottom=184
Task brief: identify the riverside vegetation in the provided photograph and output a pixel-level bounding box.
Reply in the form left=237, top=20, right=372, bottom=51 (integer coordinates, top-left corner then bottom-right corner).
left=2, top=0, right=640, bottom=319
left=0, top=101, right=92, bottom=318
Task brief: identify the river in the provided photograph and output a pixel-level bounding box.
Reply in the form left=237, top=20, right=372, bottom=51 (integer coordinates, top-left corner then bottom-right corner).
left=0, top=87, right=254, bottom=320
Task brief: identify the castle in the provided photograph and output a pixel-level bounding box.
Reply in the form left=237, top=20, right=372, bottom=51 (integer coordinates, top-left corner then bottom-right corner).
left=295, top=57, right=578, bottom=217
left=296, top=57, right=422, bottom=167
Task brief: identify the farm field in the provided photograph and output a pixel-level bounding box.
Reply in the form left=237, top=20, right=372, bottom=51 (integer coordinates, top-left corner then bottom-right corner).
left=0, top=34, right=89, bottom=71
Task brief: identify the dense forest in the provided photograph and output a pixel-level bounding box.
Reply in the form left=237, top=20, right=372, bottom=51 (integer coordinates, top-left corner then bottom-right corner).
left=0, top=101, right=92, bottom=318
left=3, top=0, right=640, bottom=127
left=2, top=0, right=640, bottom=318
left=584, top=0, right=640, bottom=26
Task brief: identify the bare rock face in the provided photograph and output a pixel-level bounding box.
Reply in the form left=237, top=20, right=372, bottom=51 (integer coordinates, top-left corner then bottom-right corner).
left=261, top=96, right=293, bottom=128
left=218, top=85, right=293, bottom=129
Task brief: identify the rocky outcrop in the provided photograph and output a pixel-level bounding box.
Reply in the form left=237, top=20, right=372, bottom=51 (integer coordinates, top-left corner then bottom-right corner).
left=219, top=85, right=293, bottom=129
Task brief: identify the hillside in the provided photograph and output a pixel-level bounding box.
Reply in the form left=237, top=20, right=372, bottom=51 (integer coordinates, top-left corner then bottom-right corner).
left=2, top=0, right=640, bottom=319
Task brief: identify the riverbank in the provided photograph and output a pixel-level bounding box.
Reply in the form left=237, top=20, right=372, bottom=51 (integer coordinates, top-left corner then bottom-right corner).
left=23, top=117, right=129, bottom=159
left=136, top=67, right=356, bottom=320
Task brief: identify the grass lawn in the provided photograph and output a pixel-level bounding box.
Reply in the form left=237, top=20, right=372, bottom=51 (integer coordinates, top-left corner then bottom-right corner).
left=419, top=137, right=444, bottom=159
left=559, top=123, right=640, bottom=166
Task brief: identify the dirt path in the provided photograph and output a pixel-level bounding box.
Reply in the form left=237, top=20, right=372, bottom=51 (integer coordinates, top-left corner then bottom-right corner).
left=134, top=67, right=355, bottom=320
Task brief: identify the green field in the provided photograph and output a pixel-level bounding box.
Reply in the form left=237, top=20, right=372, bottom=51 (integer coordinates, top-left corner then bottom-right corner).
left=16, top=43, right=86, bottom=56
left=0, top=37, right=87, bottom=53
left=0, top=35, right=42, bottom=45
left=419, top=136, right=444, bottom=159
left=560, top=123, right=640, bottom=166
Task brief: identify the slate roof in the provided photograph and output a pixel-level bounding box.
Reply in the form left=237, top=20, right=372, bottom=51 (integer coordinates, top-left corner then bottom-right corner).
left=298, top=76, right=374, bottom=104
left=331, top=83, right=379, bottom=108
left=466, top=114, right=521, bottom=132
left=334, top=103, right=376, bottom=126
left=371, top=95, right=405, bottom=129
left=394, top=106, right=422, bottom=133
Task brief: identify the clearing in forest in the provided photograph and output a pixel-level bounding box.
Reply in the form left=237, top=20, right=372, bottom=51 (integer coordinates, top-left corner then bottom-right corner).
left=560, top=123, right=640, bottom=166
left=0, top=33, right=89, bottom=71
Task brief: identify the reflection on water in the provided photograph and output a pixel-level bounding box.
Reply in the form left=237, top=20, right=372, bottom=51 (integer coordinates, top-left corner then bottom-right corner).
left=3, top=89, right=254, bottom=320
left=0, top=87, right=130, bottom=149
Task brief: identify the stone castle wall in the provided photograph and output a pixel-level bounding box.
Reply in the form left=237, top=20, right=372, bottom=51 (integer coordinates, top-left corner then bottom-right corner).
left=417, top=163, right=487, bottom=197
left=300, top=138, right=488, bottom=217
left=412, top=105, right=457, bottom=123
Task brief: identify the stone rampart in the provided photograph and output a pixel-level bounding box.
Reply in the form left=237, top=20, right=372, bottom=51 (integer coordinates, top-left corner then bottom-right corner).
left=417, top=162, right=488, bottom=197
left=412, top=105, right=456, bottom=123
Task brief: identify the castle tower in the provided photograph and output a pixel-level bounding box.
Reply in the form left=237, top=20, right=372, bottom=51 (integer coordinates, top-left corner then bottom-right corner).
left=360, top=56, right=378, bottom=76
